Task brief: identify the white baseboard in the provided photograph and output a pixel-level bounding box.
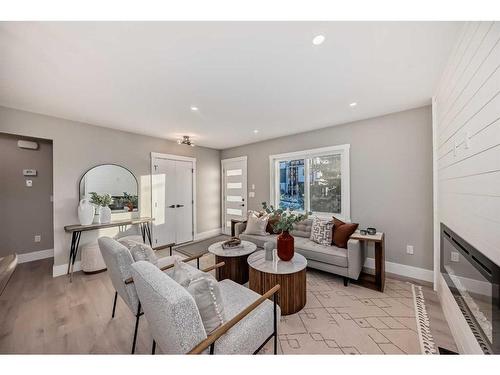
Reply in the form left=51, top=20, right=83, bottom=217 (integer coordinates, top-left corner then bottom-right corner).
left=17, top=248, right=54, bottom=264
left=194, top=228, right=222, bottom=241
left=53, top=261, right=81, bottom=278
left=364, top=257, right=434, bottom=283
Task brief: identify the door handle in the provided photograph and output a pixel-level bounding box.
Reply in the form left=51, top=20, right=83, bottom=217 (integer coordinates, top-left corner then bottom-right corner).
left=176, top=204, right=184, bottom=208
left=168, top=205, right=175, bottom=208
left=240, top=204, right=245, bottom=207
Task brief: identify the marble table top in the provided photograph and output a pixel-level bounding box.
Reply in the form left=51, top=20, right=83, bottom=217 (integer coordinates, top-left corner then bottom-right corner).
left=247, top=250, right=307, bottom=275
left=208, top=240, right=257, bottom=257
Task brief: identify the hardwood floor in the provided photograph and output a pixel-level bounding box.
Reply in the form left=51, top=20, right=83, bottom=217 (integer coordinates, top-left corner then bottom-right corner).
left=0, top=254, right=457, bottom=354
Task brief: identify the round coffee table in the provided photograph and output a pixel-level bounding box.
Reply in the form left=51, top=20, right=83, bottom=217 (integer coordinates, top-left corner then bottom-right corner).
left=208, top=240, right=257, bottom=284
left=248, top=250, right=307, bottom=315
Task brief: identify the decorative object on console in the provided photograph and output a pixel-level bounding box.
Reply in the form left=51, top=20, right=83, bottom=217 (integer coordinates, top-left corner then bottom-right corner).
left=90, top=192, right=113, bottom=224
left=221, top=237, right=242, bottom=249
left=261, top=202, right=310, bottom=261
left=332, top=217, right=359, bottom=248
left=366, top=227, right=377, bottom=235
left=77, top=198, right=94, bottom=225
left=359, top=229, right=367, bottom=235
left=310, top=216, right=334, bottom=246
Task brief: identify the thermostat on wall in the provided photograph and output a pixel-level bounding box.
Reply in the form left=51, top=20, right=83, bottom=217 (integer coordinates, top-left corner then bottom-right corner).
left=23, top=169, right=37, bottom=176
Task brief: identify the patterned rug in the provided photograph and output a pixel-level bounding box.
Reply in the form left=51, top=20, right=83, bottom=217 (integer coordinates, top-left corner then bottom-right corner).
left=259, top=269, right=428, bottom=354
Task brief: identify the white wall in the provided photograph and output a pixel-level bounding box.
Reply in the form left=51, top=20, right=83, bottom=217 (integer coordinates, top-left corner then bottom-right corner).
left=0, top=106, right=221, bottom=276
left=433, top=21, right=500, bottom=353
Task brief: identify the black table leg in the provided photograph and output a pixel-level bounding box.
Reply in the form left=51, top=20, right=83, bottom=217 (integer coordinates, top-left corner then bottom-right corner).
left=68, top=231, right=81, bottom=283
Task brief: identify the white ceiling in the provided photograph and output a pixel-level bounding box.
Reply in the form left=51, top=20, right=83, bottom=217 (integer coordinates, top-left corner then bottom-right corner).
left=0, top=22, right=462, bottom=149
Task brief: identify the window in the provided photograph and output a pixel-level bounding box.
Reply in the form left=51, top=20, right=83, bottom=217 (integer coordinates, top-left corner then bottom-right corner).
left=269, top=145, right=350, bottom=220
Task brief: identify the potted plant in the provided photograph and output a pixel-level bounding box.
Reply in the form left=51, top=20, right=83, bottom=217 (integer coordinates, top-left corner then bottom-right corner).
left=262, top=202, right=310, bottom=261
left=123, top=192, right=138, bottom=212
left=90, top=192, right=113, bottom=224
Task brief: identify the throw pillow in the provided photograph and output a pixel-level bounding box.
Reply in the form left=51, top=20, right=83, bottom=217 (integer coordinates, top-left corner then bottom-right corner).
left=170, top=259, right=212, bottom=288
left=187, top=275, right=226, bottom=334
left=332, top=217, right=359, bottom=249
left=129, top=243, right=159, bottom=266
left=117, top=237, right=141, bottom=250
left=310, top=217, right=334, bottom=246
left=243, top=211, right=269, bottom=236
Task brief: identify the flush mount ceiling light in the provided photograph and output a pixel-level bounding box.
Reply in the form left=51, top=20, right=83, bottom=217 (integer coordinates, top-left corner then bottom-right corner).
left=177, top=135, right=195, bottom=147
left=349, top=102, right=358, bottom=107
left=190, top=106, right=199, bottom=111
left=312, top=35, right=325, bottom=46
left=253, top=129, right=259, bottom=134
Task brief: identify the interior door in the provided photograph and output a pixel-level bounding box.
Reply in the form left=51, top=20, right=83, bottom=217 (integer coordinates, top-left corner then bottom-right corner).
left=152, top=158, right=176, bottom=246
left=152, top=157, right=194, bottom=247
left=174, top=160, right=194, bottom=244
left=221, top=157, right=248, bottom=235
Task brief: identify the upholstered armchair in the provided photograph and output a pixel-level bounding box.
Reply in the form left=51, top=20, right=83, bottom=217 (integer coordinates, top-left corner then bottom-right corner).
left=131, top=260, right=281, bottom=354
left=97, top=237, right=206, bottom=354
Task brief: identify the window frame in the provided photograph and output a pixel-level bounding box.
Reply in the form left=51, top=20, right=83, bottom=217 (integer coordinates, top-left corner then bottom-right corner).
left=269, top=144, right=350, bottom=221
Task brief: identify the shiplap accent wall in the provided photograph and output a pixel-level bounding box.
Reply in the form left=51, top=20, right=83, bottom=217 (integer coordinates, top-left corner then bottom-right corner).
left=434, top=21, right=500, bottom=267
left=433, top=21, right=500, bottom=353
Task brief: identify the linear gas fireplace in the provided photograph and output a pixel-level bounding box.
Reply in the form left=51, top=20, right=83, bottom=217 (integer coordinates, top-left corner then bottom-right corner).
left=440, top=224, right=500, bottom=354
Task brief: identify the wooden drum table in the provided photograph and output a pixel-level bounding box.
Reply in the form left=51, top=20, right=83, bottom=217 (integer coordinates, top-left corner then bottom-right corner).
left=248, top=250, right=307, bottom=315
left=208, top=240, right=257, bottom=284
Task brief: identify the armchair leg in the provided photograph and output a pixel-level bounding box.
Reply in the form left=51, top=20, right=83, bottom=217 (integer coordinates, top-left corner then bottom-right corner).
left=131, top=302, right=141, bottom=354
left=111, top=291, right=118, bottom=318
left=343, top=277, right=349, bottom=287
left=152, top=340, right=156, bottom=355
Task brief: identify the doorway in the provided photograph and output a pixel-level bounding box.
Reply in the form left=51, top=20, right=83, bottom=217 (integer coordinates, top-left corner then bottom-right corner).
left=151, top=153, right=195, bottom=247
left=221, top=156, right=248, bottom=235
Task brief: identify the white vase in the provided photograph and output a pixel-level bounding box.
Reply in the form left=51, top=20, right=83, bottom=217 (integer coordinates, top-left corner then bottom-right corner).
left=77, top=199, right=95, bottom=225
left=99, top=206, right=112, bottom=224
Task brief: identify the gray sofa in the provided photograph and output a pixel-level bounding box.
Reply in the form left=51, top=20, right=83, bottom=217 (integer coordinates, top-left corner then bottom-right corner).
left=235, top=218, right=365, bottom=285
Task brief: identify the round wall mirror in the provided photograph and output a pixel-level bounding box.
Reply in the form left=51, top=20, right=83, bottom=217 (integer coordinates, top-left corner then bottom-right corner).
left=79, top=164, right=139, bottom=212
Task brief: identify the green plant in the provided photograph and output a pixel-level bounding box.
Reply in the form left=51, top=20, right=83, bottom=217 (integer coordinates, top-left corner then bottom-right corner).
left=123, top=192, right=138, bottom=207
left=261, top=202, right=310, bottom=233
left=90, top=192, right=113, bottom=207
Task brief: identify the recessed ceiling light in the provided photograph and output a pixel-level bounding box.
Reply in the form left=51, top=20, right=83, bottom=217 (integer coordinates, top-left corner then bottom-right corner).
left=349, top=102, right=357, bottom=107
left=253, top=129, right=259, bottom=134
left=190, top=106, right=198, bottom=111
left=312, top=35, right=325, bottom=46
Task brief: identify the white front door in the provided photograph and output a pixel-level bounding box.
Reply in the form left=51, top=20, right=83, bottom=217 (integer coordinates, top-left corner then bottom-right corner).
left=152, top=155, right=194, bottom=247
left=221, top=157, right=248, bottom=235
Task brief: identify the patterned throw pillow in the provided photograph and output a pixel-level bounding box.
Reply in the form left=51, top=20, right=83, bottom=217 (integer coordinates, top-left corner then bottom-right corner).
left=310, top=217, right=334, bottom=246
left=129, top=242, right=159, bottom=267
left=187, top=275, right=226, bottom=334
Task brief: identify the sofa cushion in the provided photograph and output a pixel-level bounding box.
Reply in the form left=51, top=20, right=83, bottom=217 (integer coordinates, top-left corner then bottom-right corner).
left=332, top=217, right=359, bottom=249
left=293, top=237, right=348, bottom=268
left=240, top=233, right=278, bottom=249
left=291, top=218, right=313, bottom=238
left=310, top=217, right=334, bottom=246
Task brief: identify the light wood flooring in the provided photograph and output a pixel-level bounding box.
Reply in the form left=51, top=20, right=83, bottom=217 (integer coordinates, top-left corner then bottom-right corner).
left=0, top=252, right=457, bottom=354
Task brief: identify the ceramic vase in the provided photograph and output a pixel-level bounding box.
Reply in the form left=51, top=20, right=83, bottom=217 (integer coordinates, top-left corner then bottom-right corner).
left=99, top=206, right=112, bottom=224
left=277, top=231, right=294, bottom=261
left=77, top=199, right=94, bottom=226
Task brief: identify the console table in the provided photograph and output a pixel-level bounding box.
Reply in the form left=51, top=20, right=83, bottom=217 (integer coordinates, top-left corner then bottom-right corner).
left=350, top=230, right=385, bottom=292
left=64, top=217, right=154, bottom=282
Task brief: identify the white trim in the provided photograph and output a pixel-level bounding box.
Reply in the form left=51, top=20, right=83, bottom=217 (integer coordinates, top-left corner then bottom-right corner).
left=269, top=144, right=350, bottom=221
left=431, top=96, right=440, bottom=291
left=17, top=248, right=54, bottom=263
left=194, top=228, right=222, bottom=241
left=221, top=156, right=248, bottom=235
left=53, top=261, right=81, bottom=278
left=150, top=152, right=197, bottom=243
left=363, top=257, right=434, bottom=283
left=221, top=156, right=247, bottom=163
